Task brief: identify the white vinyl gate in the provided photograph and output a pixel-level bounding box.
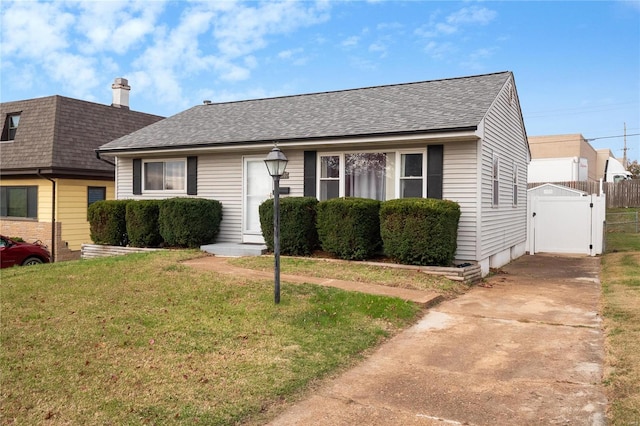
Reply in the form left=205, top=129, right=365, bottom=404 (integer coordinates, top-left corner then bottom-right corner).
left=527, top=192, right=606, bottom=256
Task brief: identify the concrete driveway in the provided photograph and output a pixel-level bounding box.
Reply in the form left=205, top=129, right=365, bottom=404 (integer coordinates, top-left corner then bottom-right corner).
left=267, top=254, right=607, bottom=425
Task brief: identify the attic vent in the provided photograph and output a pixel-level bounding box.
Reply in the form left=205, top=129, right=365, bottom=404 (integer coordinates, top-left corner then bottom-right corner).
left=203, top=100, right=212, bottom=105
left=509, top=84, right=516, bottom=105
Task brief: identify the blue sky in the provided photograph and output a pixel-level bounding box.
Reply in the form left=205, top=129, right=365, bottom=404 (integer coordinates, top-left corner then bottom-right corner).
left=2, top=0, right=639, bottom=160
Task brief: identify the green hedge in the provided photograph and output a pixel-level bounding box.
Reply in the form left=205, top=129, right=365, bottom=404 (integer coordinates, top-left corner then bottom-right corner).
left=126, top=200, right=162, bottom=248
left=380, top=198, right=460, bottom=266
left=259, top=197, right=319, bottom=255
left=316, top=197, right=381, bottom=260
left=158, top=198, right=223, bottom=248
left=87, top=200, right=132, bottom=246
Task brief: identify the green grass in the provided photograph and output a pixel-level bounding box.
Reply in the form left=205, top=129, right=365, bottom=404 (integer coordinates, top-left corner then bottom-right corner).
left=606, top=232, right=640, bottom=253
left=0, top=251, right=421, bottom=425
left=228, top=256, right=470, bottom=298
left=606, top=208, right=640, bottom=234
left=602, top=230, right=640, bottom=424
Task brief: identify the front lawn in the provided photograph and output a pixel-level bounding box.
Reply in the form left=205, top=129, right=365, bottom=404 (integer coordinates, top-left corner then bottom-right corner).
left=0, top=251, right=421, bottom=425
left=229, top=256, right=470, bottom=297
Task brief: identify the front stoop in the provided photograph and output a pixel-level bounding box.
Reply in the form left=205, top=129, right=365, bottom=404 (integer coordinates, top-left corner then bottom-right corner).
left=200, top=243, right=268, bottom=257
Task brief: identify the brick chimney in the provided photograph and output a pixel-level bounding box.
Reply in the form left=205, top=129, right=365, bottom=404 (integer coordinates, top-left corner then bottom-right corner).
left=111, top=77, right=130, bottom=109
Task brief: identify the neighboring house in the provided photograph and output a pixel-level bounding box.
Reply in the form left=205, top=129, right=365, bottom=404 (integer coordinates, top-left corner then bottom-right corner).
left=0, top=79, right=164, bottom=261
left=97, top=71, right=530, bottom=276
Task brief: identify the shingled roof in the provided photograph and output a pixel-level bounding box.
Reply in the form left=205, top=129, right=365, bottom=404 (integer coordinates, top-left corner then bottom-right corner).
left=99, top=71, right=512, bottom=153
left=1, top=96, right=163, bottom=177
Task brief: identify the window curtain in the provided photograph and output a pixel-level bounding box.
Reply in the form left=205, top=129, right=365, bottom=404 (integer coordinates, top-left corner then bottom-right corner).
left=345, top=153, right=386, bottom=200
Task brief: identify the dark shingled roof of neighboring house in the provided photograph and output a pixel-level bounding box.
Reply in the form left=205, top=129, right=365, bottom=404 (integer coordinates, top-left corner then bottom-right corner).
left=99, top=71, right=513, bottom=153
left=1, top=96, right=164, bottom=178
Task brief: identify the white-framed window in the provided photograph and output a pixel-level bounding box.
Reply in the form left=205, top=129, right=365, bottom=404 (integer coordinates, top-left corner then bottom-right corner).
left=143, top=159, right=186, bottom=192
left=317, top=150, right=426, bottom=201
left=492, top=154, right=500, bottom=206
left=512, top=162, right=518, bottom=206
left=399, top=152, right=424, bottom=198
left=319, top=155, right=340, bottom=201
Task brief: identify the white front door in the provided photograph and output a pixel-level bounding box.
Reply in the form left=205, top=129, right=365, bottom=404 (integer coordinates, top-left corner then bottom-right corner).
left=243, top=157, right=272, bottom=243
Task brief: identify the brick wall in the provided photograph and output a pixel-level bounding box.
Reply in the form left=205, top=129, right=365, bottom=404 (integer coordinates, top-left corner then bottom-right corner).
left=0, top=219, right=80, bottom=262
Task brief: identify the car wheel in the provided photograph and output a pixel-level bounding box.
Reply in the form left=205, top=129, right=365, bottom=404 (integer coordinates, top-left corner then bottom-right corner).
left=22, top=257, right=43, bottom=266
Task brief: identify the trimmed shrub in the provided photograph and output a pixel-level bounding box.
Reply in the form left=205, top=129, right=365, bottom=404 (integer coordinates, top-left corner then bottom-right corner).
left=380, top=198, right=461, bottom=266
left=259, top=197, right=319, bottom=255
left=316, top=197, right=381, bottom=260
left=158, top=198, right=222, bottom=248
left=87, top=200, right=131, bottom=246
left=126, top=200, right=162, bottom=247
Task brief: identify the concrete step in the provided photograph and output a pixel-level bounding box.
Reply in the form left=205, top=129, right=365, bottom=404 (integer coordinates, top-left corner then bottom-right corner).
left=200, top=242, right=268, bottom=257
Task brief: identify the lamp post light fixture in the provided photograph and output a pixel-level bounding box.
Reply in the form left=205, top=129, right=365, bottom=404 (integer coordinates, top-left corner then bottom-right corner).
left=264, top=145, right=289, bottom=304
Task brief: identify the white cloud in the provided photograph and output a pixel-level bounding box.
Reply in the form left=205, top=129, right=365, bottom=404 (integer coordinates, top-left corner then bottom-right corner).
left=415, top=5, right=497, bottom=39
left=424, top=41, right=455, bottom=59
left=461, top=47, right=497, bottom=70
left=1, top=1, right=74, bottom=58
left=1, top=0, right=332, bottom=111
left=212, top=1, right=330, bottom=58
left=447, top=6, right=497, bottom=25
left=414, top=5, right=497, bottom=61
left=76, top=1, right=165, bottom=54
left=369, top=42, right=387, bottom=58
left=278, top=48, right=303, bottom=59
left=341, top=35, right=360, bottom=48
left=45, top=52, right=100, bottom=99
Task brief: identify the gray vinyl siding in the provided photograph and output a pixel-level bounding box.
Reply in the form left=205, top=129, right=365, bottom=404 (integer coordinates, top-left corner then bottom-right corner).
left=199, top=153, right=242, bottom=242
left=479, top=77, right=528, bottom=259
left=115, top=157, right=132, bottom=200
left=442, top=141, right=479, bottom=261
left=115, top=151, right=305, bottom=243
left=277, top=150, right=304, bottom=197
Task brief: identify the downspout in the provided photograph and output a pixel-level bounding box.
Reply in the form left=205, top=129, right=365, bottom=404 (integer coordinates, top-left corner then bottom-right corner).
left=36, top=169, right=56, bottom=262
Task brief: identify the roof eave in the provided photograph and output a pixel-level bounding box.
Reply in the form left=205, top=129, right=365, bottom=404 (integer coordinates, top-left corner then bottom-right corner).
left=97, top=126, right=479, bottom=156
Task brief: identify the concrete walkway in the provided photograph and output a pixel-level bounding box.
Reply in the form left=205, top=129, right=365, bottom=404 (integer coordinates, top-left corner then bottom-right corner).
left=267, top=254, right=607, bottom=425
left=183, top=256, right=443, bottom=307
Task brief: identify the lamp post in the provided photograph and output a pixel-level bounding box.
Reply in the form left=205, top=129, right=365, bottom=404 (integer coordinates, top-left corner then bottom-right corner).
left=264, top=145, right=288, bottom=304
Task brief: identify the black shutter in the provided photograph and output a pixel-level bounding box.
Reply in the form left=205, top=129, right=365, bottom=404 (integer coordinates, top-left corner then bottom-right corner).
left=27, top=186, right=38, bottom=218
left=187, top=156, right=198, bottom=195
left=133, top=159, right=142, bottom=195
left=303, top=151, right=317, bottom=197
left=427, top=145, right=443, bottom=199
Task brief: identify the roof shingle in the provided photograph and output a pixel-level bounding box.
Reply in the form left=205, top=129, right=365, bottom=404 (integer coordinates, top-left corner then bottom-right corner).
left=99, top=71, right=512, bottom=152
left=1, top=96, right=164, bottom=175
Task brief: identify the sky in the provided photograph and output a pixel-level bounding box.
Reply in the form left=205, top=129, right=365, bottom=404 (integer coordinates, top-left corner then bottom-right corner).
left=1, top=0, right=639, bottom=161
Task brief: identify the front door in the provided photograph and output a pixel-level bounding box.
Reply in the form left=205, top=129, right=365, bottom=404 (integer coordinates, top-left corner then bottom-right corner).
left=243, top=157, right=272, bottom=243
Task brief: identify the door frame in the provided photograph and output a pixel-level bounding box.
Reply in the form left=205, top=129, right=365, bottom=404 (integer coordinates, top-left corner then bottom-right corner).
left=242, top=156, right=272, bottom=244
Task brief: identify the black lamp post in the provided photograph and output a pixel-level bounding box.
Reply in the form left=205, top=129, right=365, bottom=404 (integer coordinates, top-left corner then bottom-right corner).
left=264, top=145, right=289, bottom=304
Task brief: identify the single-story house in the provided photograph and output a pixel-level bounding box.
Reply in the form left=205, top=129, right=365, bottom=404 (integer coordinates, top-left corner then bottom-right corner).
left=97, top=71, right=530, bottom=275
left=0, top=79, right=164, bottom=261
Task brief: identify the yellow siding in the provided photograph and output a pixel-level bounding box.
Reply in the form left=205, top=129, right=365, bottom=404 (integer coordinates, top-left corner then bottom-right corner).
left=56, top=179, right=115, bottom=250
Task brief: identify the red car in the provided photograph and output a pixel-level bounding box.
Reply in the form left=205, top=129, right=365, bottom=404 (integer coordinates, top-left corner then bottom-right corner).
left=0, top=235, right=52, bottom=268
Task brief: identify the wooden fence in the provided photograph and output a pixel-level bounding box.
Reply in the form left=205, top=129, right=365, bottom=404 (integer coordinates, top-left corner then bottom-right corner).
left=527, top=180, right=640, bottom=208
